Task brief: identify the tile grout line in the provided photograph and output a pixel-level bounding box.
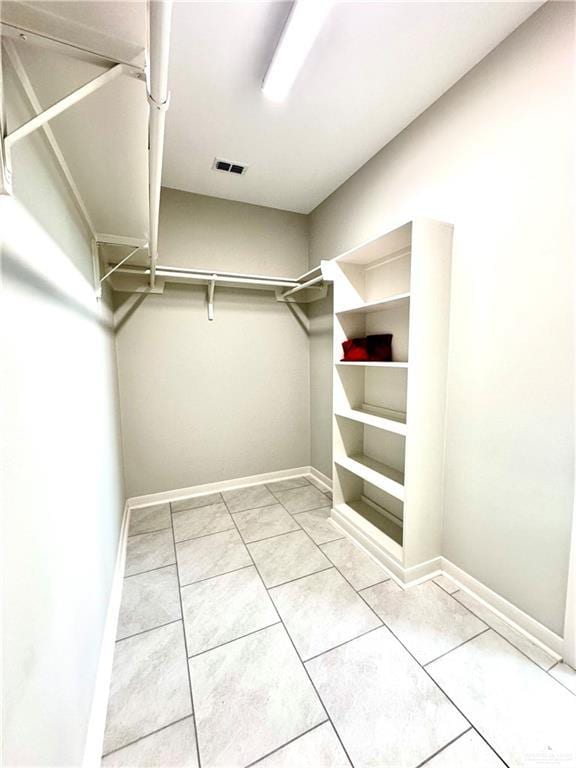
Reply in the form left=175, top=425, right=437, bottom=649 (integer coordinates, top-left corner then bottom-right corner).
left=545, top=666, right=576, bottom=698
left=174, top=524, right=237, bottom=546
left=179, top=563, right=254, bottom=590
left=101, top=714, right=194, bottom=759
left=222, top=494, right=357, bottom=768
left=170, top=508, right=203, bottom=768
left=123, top=562, right=176, bottom=580
left=422, top=628, right=491, bottom=667
left=413, top=727, right=473, bottom=768
left=116, top=618, right=183, bottom=644
left=127, top=524, right=172, bottom=539
left=264, top=565, right=335, bottom=591
left=187, top=621, right=283, bottom=661
left=448, top=589, right=559, bottom=673
left=351, top=586, right=511, bottom=768
left=303, top=624, right=384, bottom=663
left=244, top=719, right=330, bottom=768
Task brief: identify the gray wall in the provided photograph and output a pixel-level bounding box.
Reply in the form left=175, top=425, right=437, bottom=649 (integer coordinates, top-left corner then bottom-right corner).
left=115, top=189, right=311, bottom=497
left=308, top=2, right=575, bottom=634
left=1, top=63, right=125, bottom=765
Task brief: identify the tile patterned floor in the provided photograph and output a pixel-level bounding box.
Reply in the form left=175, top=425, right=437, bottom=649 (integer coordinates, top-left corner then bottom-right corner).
left=103, top=476, right=576, bottom=767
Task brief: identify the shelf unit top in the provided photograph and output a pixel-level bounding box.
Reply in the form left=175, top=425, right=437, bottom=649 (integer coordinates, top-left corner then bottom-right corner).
left=335, top=221, right=412, bottom=266
left=336, top=292, right=411, bottom=316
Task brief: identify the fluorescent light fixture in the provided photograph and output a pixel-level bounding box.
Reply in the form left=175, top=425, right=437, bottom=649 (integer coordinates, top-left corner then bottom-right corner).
left=262, top=0, right=333, bottom=102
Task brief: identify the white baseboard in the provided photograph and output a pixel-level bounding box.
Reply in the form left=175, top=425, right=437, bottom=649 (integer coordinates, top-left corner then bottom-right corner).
left=82, top=502, right=130, bottom=768
left=441, top=557, right=563, bottom=659
left=307, top=467, right=332, bottom=492
left=128, top=466, right=315, bottom=509
left=331, top=508, right=562, bottom=661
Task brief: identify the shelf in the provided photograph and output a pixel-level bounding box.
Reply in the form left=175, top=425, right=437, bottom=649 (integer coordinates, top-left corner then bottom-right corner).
left=335, top=454, right=405, bottom=501
left=334, top=501, right=403, bottom=560
left=336, top=361, right=408, bottom=368
left=335, top=406, right=407, bottom=436
left=336, top=292, right=410, bottom=315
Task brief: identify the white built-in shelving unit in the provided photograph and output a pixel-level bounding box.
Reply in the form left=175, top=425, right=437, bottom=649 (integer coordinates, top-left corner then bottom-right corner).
left=328, top=218, right=453, bottom=581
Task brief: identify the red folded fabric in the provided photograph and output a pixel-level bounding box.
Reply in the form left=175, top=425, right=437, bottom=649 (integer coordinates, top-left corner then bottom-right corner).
left=341, top=338, right=369, bottom=361
left=367, top=334, right=393, bottom=362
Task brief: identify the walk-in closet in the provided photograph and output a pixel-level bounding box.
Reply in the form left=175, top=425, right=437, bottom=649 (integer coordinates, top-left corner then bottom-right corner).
left=2, top=2, right=576, bottom=767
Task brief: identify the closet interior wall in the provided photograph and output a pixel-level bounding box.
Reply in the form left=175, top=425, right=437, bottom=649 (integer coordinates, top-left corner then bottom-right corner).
left=114, top=188, right=311, bottom=497
left=307, top=2, right=575, bottom=636
left=1, top=61, right=126, bottom=767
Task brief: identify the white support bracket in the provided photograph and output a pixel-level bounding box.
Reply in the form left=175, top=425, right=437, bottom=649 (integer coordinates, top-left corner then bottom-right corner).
left=2, top=62, right=129, bottom=192
left=207, top=275, right=216, bottom=321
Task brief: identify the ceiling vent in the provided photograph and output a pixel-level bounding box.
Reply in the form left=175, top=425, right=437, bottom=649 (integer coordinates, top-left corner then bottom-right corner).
left=213, top=157, right=248, bottom=176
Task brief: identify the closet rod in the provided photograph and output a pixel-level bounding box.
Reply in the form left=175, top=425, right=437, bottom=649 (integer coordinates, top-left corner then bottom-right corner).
left=155, top=264, right=300, bottom=284
left=281, top=274, right=324, bottom=298
left=114, top=265, right=297, bottom=289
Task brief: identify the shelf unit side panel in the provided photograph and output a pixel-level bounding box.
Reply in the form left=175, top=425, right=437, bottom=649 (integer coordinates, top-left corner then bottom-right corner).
left=403, top=219, right=453, bottom=568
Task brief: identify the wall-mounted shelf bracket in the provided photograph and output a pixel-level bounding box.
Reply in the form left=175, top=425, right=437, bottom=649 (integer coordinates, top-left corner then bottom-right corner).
left=207, top=275, right=216, bottom=321
left=1, top=60, right=128, bottom=194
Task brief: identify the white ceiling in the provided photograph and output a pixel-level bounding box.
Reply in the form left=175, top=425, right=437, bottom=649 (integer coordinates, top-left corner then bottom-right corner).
left=2, top=0, right=543, bottom=236
left=163, top=1, right=542, bottom=214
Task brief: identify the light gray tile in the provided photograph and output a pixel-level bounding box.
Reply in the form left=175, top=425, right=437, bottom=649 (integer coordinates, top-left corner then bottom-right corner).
left=176, top=528, right=251, bottom=586
left=172, top=502, right=234, bottom=543
left=362, top=580, right=487, bottom=664
left=424, top=731, right=506, bottom=768
left=273, top=485, right=331, bottom=514
left=102, top=716, right=198, bottom=767
left=434, top=575, right=459, bottom=594
left=190, top=624, right=325, bottom=768
left=222, top=484, right=277, bottom=513
left=266, top=477, right=311, bottom=492
left=171, top=491, right=223, bottom=513
left=453, top=589, right=557, bottom=670
left=270, top=568, right=381, bottom=660
left=306, top=627, right=467, bottom=768
left=428, top=630, right=576, bottom=767
left=255, top=722, right=350, bottom=768
left=550, top=662, right=576, bottom=695
left=181, top=566, right=278, bottom=656
left=293, top=508, right=343, bottom=545
left=129, top=504, right=171, bottom=536
left=320, top=537, right=390, bottom=590
left=248, top=530, right=331, bottom=588
left=117, top=566, right=181, bottom=640
left=233, top=504, right=300, bottom=543
left=125, top=529, right=175, bottom=577
left=103, top=622, right=192, bottom=755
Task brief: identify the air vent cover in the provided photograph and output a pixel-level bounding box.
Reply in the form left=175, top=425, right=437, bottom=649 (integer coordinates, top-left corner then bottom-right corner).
left=213, top=157, right=248, bottom=176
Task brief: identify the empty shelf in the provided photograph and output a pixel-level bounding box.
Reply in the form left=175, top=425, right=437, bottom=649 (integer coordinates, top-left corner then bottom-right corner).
left=347, top=500, right=403, bottom=545
left=335, top=407, right=407, bottom=436
left=336, top=292, right=410, bottom=315
left=335, top=454, right=405, bottom=501
left=334, top=501, right=403, bottom=560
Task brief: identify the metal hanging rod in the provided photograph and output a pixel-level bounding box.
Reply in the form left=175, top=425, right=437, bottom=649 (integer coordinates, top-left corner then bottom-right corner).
left=281, top=274, right=324, bottom=299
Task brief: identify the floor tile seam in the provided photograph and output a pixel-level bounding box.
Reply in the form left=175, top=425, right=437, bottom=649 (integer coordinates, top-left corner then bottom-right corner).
left=351, top=587, right=510, bottom=767
left=179, top=563, right=255, bottom=591
left=264, top=565, right=335, bottom=591
left=116, top=618, right=183, bottom=645
left=170, top=508, right=203, bottom=768
left=127, top=525, right=172, bottom=539
left=448, top=589, right=557, bottom=672
left=170, top=496, right=224, bottom=514
left=303, top=624, right=384, bottom=663
left=241, top=524, right=307, bottom=547
left=546, top=667, right=576, bottom=697
left=101, top=714, right=195, bottom=759
left=413, top=727, right=473, bottom=768
left=229, top=500, right=286, bottom=515
left=422, top=627, right=491, bottom=667
left=432, top=579, right=459, bottom=597
left=224, top=504, right=354, bottom=768
left=266, top=484, right=330, bottom=518
left=174, top=524, right=237, bottom=546
left=123, top=562, right=177, bottom=580
left=317, top=543, right=395, bottom=592
left=125, top=559, right=176, bottom=579
left=244, top=719, right=331, bottom=768
left=187, top=621, right=283, bottom=661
